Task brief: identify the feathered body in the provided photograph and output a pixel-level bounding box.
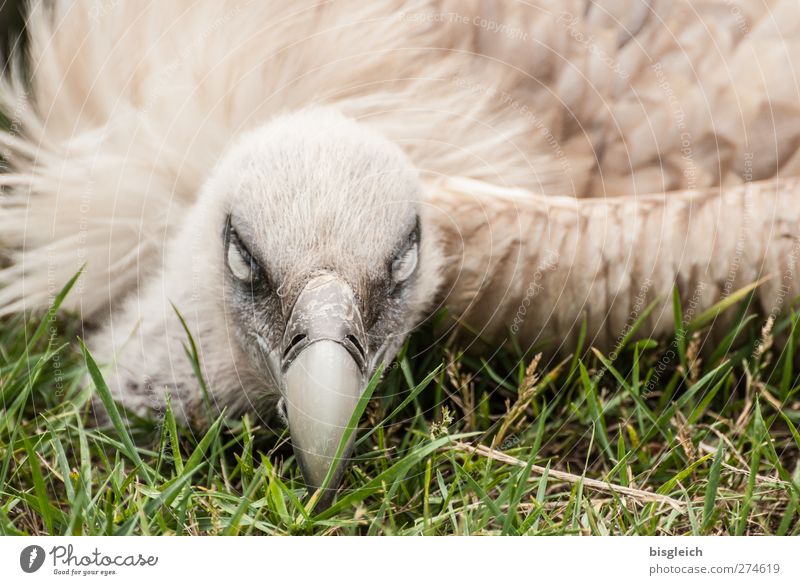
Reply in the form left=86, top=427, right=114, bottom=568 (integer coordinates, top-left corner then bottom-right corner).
left=1, top=0, right=800, bottom=421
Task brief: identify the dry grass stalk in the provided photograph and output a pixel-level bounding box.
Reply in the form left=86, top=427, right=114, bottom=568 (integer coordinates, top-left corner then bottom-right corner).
left=452, top=441, right=685, bottom=510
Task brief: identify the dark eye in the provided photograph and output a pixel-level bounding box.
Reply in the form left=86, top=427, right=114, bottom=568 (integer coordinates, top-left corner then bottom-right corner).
left=225, top=218, right=259, bottom=282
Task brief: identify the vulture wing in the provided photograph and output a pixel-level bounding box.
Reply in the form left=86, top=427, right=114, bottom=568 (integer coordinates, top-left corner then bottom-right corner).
left=0, top=0, right=798, bottom=353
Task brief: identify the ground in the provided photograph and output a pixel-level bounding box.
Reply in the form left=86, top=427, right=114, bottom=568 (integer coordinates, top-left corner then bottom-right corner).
left=0, top=278, right=799, bottom=535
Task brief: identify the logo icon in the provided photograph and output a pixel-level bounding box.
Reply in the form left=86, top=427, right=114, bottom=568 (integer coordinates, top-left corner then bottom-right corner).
left=20, top=545, right=46, bottom=573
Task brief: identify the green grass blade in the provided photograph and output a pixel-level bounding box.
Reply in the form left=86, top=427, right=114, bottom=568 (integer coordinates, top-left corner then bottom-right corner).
left=79, top=339, right=152, bottom=484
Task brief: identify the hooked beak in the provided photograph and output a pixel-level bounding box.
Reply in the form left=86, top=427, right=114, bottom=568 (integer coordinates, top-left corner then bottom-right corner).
left=280, top=274, right=368, bottom=502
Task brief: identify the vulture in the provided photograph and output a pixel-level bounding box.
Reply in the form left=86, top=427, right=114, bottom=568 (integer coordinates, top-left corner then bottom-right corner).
left=2, top=0, right=800, bottom=497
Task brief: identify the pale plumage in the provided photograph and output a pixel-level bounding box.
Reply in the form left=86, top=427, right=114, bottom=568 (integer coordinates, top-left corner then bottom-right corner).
left=2, top=0, right=800, bottom=491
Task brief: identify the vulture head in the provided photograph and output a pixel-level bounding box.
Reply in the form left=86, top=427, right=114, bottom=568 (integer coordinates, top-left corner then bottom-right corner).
left=191, top=108, right=443, bottom=491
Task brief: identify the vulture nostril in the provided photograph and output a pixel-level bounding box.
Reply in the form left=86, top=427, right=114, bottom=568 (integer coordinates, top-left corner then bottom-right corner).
left=345, top=334, right=366, bottom=361
left=283, top=334, right=307, bottom=360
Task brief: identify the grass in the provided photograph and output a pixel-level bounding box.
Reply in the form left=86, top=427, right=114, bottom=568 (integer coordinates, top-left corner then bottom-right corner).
left=1, top=279, right=799, bottom=535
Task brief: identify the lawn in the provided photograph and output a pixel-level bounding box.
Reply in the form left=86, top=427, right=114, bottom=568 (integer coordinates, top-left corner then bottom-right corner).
left=1, top=277, right=799, bottom=535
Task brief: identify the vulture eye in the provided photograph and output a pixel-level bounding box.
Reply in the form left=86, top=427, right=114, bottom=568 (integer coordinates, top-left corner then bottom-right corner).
left=225, top=219, right=259, bottom=282
left=391, top=239, right=418, bottom=283
left=227, top=238, right=253, bottom=281
left=390, top=219, right=420, bottom=284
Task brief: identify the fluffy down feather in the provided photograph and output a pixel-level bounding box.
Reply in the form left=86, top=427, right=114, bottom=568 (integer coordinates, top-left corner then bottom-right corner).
left=1, top=0, right=799, bottom=354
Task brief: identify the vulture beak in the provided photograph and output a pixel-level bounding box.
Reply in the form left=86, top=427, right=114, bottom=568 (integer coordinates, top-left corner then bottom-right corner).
left=280, top=273, right=368, bottom=501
